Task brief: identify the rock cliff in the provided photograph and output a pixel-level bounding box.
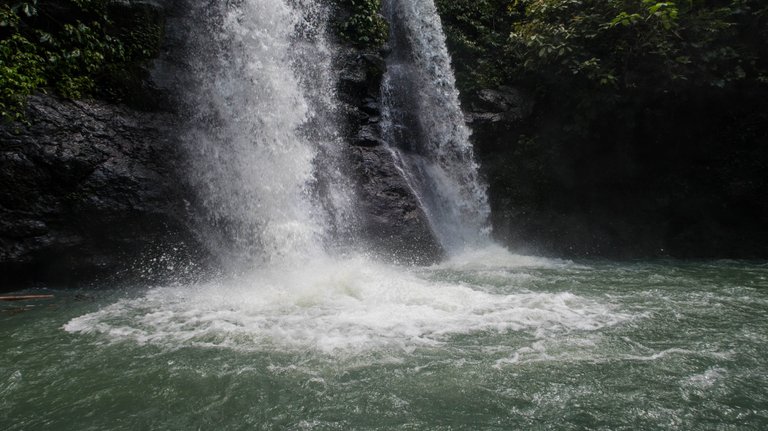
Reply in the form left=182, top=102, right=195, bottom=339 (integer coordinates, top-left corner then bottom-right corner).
left=0, top=95, right=206, bottom=288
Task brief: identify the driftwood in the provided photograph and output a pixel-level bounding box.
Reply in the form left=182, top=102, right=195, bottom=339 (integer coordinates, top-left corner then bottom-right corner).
left=0, top=295, right=55, bottom=302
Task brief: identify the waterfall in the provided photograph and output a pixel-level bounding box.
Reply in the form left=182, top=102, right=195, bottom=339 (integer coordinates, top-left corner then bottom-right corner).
left=155, top=0, right=492, bottom=267
left=66, top=0, right=615, bottom=366
left=161, top=0, right=353, bottom=267
left=380, top=0, right=492, bottom=253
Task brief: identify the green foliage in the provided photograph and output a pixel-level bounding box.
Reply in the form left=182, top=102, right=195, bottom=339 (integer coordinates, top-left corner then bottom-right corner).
left=335, top=0, right=389, bottom=49
left=436, top=0, right=768, bottom=159
left=507, top=0, right=751, bottom=92
left=0, top=0, right=163, bottom=122
left=437, top=0, right=768, bottom=96
left=436, top=0, right=768, bottom=252
left=435, top=0, right=515, bottom=91
left=0, top=34, right=46, bottom=122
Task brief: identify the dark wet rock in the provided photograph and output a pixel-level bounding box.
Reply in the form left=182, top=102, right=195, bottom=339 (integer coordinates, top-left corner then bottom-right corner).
left=360, top=54, right=387, bottom=81
left=353, top=124, right=387, bottom=148
left=464, top=83, right=768, bottom=259
left=337, top=48, right=389, bottom=103
left=0, top=94, right=207, bottom=289
left=0, top=38, right=447, bottom=288
left=336, top=46, right=443, bottom=264
left=349, top=145, right=443, bottom=264
left=466, top=87, right=534, bottom=125
left=360, top=98, right=381, bottom=116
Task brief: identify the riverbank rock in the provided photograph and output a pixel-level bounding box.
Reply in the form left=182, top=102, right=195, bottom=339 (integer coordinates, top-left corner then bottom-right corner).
left=0, top=94, right=207, bottom=288
left=465, top=84, right=768, bottom=259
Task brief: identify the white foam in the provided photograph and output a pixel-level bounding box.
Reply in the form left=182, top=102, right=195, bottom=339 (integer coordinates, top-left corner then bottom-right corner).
left=65, top=256, right=626, bottom=355
left=685, top=367, right=727, bottom=389
left=435, top=244, right=573, bottom=271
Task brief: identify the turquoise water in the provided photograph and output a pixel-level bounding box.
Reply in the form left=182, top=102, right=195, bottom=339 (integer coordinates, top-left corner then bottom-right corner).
left=2, top=252, right=768, bottom=430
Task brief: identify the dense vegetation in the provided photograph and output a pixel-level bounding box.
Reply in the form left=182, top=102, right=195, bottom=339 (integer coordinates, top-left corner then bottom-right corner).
left=439, top=0, right=768, bottom=93
left=334, top=0, right=389, bottom=49
left=0, top=0, right=162, bottom=121
left=436, top=0, right=768, bottom=257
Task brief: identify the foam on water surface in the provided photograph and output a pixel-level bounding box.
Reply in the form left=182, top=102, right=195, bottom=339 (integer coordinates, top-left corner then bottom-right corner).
left=65, top=253, right=628, bottom=356
left=434, top=244, right=575, bottom=270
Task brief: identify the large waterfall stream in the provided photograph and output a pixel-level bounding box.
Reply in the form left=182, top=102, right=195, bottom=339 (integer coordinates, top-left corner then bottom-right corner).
left=3, top=1, right=768, bottom=429
left=165, top=0, right=353, bottom=266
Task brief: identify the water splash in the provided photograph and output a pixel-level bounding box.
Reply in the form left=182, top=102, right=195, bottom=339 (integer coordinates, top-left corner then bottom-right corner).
left=380, top=0, right=492, bottom=253
left=64, top=255, right=625, bottom=355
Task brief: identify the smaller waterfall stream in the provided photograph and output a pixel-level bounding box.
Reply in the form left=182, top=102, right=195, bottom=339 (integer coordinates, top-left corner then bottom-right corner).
left=380, top=0, right=492, bottom=253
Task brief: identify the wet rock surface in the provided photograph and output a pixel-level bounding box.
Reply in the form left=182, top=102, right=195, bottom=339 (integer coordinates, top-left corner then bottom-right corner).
left=0, top=95, right=206, bottom=288
left=465, top=87, right=534, bottom=125
left=349, top=145, right=444, bottom=264
left=465, top=85, right=768, bottom=259
left=337, top=47, right=443, bottom=264
left=0, top=38, right=449, bottom=288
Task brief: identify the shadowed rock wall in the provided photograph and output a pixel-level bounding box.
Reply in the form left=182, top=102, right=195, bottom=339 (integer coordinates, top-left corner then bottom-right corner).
left=0, top=95, right=207, bottom=288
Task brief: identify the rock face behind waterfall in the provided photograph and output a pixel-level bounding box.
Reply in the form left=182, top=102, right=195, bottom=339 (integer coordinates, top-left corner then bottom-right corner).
left=0, top=53, right=444, bottom=286
left=337, top=48, right=444, bottom=264
left=0, top=95, right=206, bottom=287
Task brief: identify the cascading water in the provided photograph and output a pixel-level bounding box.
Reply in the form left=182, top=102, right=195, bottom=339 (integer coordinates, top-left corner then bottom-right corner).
left=164, top=0, right=353, bottom=267
left=380, top=0, right=492, bottom=253
left=160, top=0, right=491, bottom=264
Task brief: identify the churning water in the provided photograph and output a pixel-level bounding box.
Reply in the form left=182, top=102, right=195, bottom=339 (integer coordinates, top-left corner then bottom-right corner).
left=3, top=259, right=768, bottom=429
left=63, top=250, right=617, bottom=355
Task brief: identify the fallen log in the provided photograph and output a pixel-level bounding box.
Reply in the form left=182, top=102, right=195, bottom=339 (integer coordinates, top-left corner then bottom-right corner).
left=0, top=295, right=55, bottom=302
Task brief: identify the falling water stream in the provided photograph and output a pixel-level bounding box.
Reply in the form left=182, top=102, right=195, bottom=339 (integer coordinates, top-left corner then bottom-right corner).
left=165, top=0, right=353, bottom=265
left=380, top=0, right=491, bottom=252
left=2, top=1, right=768, bottom=429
